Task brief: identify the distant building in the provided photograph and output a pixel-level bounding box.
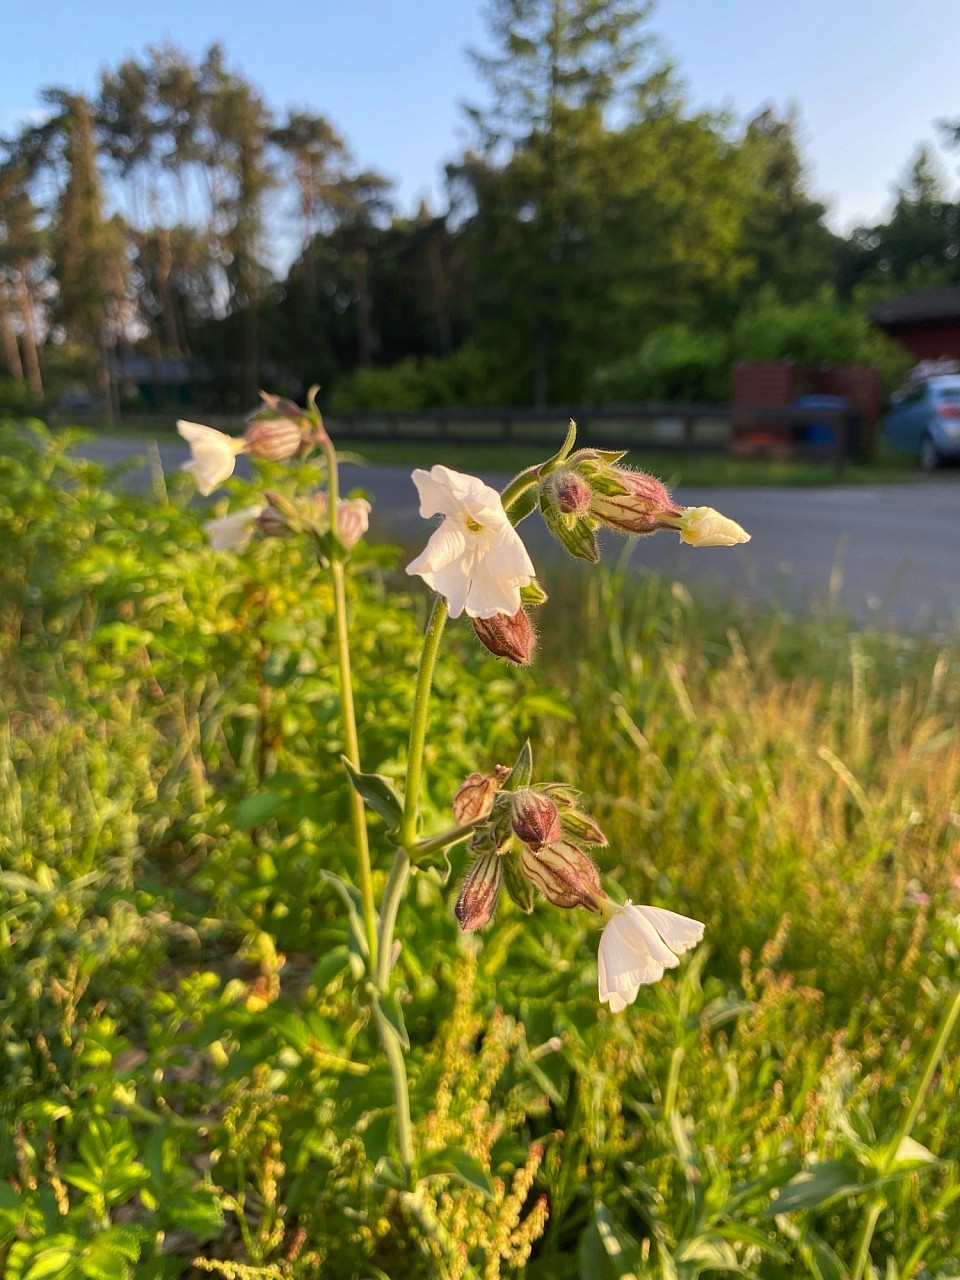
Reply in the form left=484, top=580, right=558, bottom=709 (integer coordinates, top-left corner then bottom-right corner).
left=868, top=286, right=960, bottom=362
left=110, top=354, right=212, bottom=408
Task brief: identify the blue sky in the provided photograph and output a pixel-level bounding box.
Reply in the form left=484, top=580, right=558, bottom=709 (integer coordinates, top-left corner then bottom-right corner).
left=7, top=0, right=960, bottom=234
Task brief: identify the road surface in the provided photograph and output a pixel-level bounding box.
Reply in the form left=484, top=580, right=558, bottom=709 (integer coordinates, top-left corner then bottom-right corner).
left=77, top=435, right=960, bottom=632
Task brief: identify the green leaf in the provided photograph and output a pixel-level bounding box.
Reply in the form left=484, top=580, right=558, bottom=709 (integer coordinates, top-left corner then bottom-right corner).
left=502, top=740, right=533, bottom=791
left=374, top=989, right=410, bottom=1052
left=419, top=1146, right=495, bottom=1199
left=373, top=1157, right=408, bottom=1192
left=341, top=757, right=403, bottom=832
left=319, top=869, right=370, bottom=960
left=765, top=1160, right=864, bottom=1215
left=594, top=1202, right=641, bottom=1279
left=165, top=1190, right=224, bottom=1241
left=233, top=787, right=289, bottom=829
left=24, top=1249, right=78, bottom=1280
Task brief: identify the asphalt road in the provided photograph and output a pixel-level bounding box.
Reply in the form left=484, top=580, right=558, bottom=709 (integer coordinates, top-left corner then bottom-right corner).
left=79, top=435, right=960, bottom=632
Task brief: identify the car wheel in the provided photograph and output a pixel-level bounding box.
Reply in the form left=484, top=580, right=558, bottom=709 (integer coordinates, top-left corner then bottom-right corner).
left=920, top=434, right=941, bottom=471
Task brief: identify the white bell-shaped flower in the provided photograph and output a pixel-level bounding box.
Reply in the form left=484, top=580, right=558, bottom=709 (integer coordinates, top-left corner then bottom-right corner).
left=405, top=465, right=535, bottom=619
left=204, top=505, right=265, bottom=551
left=598, top=901, right=704, bottom=1012
left=178, top=420, right=248, bottom=495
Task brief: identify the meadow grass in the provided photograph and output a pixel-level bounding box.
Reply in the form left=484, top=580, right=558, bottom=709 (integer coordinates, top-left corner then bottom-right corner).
left=2, top=422, right=959, bottom=1278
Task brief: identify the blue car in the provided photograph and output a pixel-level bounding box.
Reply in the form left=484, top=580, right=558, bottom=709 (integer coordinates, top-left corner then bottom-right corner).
left=883, top=374, right=960, bottom=469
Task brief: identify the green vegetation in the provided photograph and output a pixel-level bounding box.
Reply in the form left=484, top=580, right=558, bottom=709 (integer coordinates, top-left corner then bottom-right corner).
left=2, top=421, right=959, bottom=1277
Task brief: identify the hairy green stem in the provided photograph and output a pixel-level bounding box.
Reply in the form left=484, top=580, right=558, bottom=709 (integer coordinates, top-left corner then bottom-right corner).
left=377, top=846, right=412, bottom=990
left=372, top=997, right=415, bottom=1172
left=320, top=429, right=378, bottom=969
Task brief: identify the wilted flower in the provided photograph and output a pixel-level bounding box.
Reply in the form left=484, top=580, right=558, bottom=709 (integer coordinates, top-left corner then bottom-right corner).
left=178, top=420, right=248, bottom=495
left=406, top=466, right=535, bottom=619
left=598, top=901, right=704, bottom=1012
left=472, top=606, right=536, bottom=665
left=204, top=505, right=265, bottom=551
left=675, top=505, right=750, bottom=547
left=453, top=767, right=510, bottom=824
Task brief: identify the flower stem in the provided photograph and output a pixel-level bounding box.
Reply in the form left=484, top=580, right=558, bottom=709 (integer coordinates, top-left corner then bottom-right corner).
left=399, top=595, right=449, bottom=849
left=320, top=430, right=378, bottom=970
left=371, top=995, right=415, bottom=1171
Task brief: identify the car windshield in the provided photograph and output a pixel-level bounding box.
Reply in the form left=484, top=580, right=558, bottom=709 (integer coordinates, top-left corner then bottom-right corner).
left=933, top=384, right=960, bottom=401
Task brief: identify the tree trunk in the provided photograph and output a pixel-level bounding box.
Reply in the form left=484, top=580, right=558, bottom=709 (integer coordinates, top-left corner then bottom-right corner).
left=15, top=271, right=43, bottom=399
left=0, top=278, right=24, bottom=382
left=354, top=245, right=374, bottom=367
left=534, top=319, right=549, bottom=410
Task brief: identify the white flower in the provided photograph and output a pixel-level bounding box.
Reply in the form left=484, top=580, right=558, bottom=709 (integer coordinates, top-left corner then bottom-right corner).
left=405, top=465, right=535, bottom=619
left=204, top=505, right=265, bottom=551
left=177, top=420, right=248, bottom=495
left=598, top=901, right=704, bottom=1012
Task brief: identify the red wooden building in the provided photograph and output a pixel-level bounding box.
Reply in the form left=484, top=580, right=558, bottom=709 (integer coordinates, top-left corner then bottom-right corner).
left=868, top=286, right=960, bottom=361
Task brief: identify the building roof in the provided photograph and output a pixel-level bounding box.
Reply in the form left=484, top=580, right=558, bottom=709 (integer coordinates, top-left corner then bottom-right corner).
left=869, top=286, right=960, bottom=327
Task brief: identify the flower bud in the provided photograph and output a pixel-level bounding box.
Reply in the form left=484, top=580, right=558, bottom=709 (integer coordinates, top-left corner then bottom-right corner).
left=204, top=505, right=264, bottom=551
left=243, top=417, right=304, bottom=461
left=335, top=497, right=371, bottom=549
left=520, top=841, right=603, bottom=911
left=676, top=505, right=750, bottom=547
left=472, top=607, right=536, bottom=665
left=510, top=788, right=562, bottom=851
left=553, top=470, right=592, bottom=515
left=502, top=853, right=535, bottom=913
left=587, top=469, right=682, bottom=536
left=539, top=478, right=600, bottom=563
left=455, top=854, right=503, bottom=931
left=560, top=808, right=608, bottom=846
left=453, top=768, right=508, bottom=824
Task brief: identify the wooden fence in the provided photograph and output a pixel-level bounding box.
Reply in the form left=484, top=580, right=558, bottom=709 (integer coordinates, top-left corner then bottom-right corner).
left=322, top=403, right=863, bottom=478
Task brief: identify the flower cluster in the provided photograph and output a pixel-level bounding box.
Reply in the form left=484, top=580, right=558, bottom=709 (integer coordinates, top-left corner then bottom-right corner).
left=449, top=750, right=704, bottom=1013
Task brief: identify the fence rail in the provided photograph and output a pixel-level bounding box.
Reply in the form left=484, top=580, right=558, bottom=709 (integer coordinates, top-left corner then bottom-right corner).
left=320, top=403, right=862, bottom=478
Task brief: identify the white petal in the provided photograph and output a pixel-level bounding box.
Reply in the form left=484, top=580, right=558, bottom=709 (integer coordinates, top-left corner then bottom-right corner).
left=406, top=521, right=468, bottom=576
left=606, top=988, right=635, bottom=1013
left=634, top=904, right=705, bottom=955
left=411, top=466, right=504, bottom=521
left=177, top=420, right=244, bottom=495
left=485, top=521, right=537, bottom=581
left=423, top=559, right=472, bottom=618
left=205, top=505, right=264, bottom=551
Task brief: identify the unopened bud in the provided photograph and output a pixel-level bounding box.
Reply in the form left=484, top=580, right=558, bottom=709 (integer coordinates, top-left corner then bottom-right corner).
left=453, top=768, right=508, bottom=824
left=510, top=788, right=562, bottom=851
left=538, top=479, right=600, bottom=562
left=244, top=417, right=304, bottom=461
left=455, top=854, right=503, bottom=931
left=588, top=470, right=681, bottom=536
left=676, top=505, right=750, bottom=547
left=502, top=853, right=535, bottom=913
left=472, top=607, right=536, bottom=665
left=553, top=470, right=592, bottom=515
left=560, top=808, right=608, bottom=846
left=335, top=497, right=371, bottom=549
left=520, top=841, right=602, bottom=911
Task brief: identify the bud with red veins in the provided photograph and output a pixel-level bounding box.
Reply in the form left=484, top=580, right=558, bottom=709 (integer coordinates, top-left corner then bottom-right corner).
left=510, top=788, right=562, bottom=851
left=560, top=808, right=608, bottom=846
left=520, top=841, right=604, bottom=911
left=243, top=416, right=304, bottom=461
left=455, top=854, right=503, bottom=931
left=587, top=470, right=683, bottom=536
left=472, top=606, right=536, bottom=665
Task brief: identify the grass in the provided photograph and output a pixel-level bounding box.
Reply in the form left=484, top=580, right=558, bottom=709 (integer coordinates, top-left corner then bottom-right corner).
left=3, top=421, right=960, bottom=1278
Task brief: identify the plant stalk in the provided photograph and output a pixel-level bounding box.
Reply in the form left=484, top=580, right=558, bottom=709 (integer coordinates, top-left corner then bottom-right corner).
left=320, top=429, right=378, bottom=969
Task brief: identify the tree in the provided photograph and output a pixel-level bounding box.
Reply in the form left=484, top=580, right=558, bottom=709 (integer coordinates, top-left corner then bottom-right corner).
left=0, top=158, right=45, bottom=396
left=462, top=0, right=667, bottom=405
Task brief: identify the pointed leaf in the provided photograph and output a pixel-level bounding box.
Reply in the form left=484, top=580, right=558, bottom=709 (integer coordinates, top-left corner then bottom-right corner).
left=594, top=1202, right=641, bottom=1279
left=765, top=1160, right=864, bottom=1215
left=319, top=870, right=370, bottom=959
left=419, top=1146, right=495, bottom=1199
left=341, top=758, right=403, bottom=833
left=374, top=989, right=410, bottom=1052
left=503, top=740, right=533, bottom=791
